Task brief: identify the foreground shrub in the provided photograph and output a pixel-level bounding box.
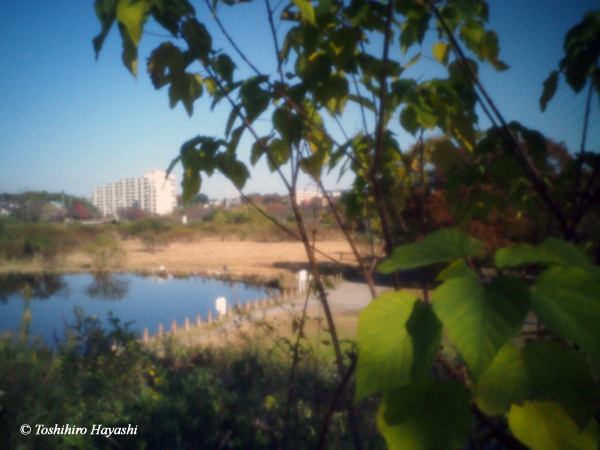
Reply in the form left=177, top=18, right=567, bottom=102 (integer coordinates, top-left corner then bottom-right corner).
left=0, top=310, right=383, bottom=450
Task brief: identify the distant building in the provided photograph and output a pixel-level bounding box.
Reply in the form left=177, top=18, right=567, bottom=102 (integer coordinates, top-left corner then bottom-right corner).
left=91, top=169, right=176, bottom=217
left=296, top=190, right=322, bottom=204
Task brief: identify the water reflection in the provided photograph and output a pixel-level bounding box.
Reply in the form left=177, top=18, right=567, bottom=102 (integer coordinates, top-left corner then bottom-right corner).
left=85, top=274, right=130, bottom=301
left=0, top=274, right=66, bottom=304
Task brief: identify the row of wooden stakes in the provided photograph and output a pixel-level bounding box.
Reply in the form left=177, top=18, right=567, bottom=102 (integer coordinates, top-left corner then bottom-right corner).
left=141, top=287, right=293, bottom=343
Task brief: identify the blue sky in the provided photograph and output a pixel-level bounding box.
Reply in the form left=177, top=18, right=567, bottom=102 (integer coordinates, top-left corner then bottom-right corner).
left=0, top=0, right=598, bottom=200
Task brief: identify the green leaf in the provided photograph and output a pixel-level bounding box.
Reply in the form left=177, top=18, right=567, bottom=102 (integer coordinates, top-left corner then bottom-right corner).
left=181, top=18, right=212, bottom=61
left=531, top=266, right=600, bottom=362
left=432, top=42, right=450, bottom=65
left=508, top=401, right=600, bottom=450
left=224, top=106, right=238, bottom=138
left=377, top=380, right=471, bottom=450
left=292, top=0, right=316, bottom=25
left=213, top=54, right=236, bottom=84
left=403, top=51, right=421, bottom=68
left=495, top=238, right=600, bottom=278
left=474, top=344, right=528, bottom=416
left=216, top=154, right=249, bottom=189
left=476, top=340, right=599, bottom=425
left=430, top=139, right=460, bottom=172
left=147, top=42, right=185, bottom=89
left=150, top=0, right=195, bottom=37
left=378, top=228, right=484, bottom=273
left=495, top=244, right=562, bottom=270
left=93, top=0, right=118, bottom=59
left=181, top=168, right=201, bottom=204
left=166, top=155, right=182, bottom=179
left=356, top=292, right=441, bottom=400
left=314, top=73, right=349, bottom=115
left=299, top=151, right=325, bottom=179
left=540, top=238, right=600, bottom=278
left=540, top=70, right=559, bottom=111
left=436, top=259, right=477, bottom=281
left=116, top=0, right=151, bottom=76
left=433, top=276, right=530, bottom=380
left=250, top=136, right=271, bottom=166
left=240, top=76, right=270, bottom=123
left=400, top=15, right=430, bottom=54
left=266, top=139, right=291, bottom=172
left=522, top=340, right=599, bottom=430
left=226, top=124, right=245, bottom=156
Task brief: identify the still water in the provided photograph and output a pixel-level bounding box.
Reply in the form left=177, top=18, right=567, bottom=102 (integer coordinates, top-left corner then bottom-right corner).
left=0, top=273, right=270, bottom=345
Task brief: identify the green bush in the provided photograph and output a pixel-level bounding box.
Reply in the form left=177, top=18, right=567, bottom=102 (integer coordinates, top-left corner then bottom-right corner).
left=0, top=309, right=383, bottom=450
left=84, top=234, right=126, bottom=272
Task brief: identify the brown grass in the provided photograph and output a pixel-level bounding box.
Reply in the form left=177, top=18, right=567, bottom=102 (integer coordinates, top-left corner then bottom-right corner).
left=0, top=236, right=365, bottom=282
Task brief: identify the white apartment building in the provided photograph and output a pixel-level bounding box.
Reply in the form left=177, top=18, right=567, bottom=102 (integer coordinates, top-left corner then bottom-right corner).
left=92, top=169, right=177, bottom=217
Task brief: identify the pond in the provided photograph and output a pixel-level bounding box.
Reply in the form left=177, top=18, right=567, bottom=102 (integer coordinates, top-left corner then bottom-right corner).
left=0, top=273, right=271, bottom=346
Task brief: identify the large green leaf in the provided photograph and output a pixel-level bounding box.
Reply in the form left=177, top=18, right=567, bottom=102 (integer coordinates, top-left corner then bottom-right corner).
left=377, top=379, right=471, bottom=450
left=474, top=343, right=528, bottom=416
left=356, top=292, right=441, bottom=400
left=433, top=276, right=530, bottom=380
left=531, top=266, right=600, bottom=362
left=541, top=238, right=600, bottom=278
left=475, top=340, right=599, bottom=427
left=378, top=228, right=484, bottom=273
left=495, top=244, right=562, bottom=269
left=508, top=401, right=600, bottom=450
left=522, top=340, right=599, bottom=430
left=436, top=259, right=477, bottom=281
left=495, top=238, right=600, bottom=278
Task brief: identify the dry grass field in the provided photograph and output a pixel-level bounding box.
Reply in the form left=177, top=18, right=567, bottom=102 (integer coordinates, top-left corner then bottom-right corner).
left=0, top=235, right=365, bottom=284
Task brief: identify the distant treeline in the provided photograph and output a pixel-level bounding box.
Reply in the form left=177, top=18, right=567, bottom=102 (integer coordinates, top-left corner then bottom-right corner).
left=0, top=191, right=98, bottom=222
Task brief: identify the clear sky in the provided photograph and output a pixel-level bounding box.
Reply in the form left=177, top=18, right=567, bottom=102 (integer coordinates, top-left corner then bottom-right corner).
left=0, top=0, right=598, bottom=200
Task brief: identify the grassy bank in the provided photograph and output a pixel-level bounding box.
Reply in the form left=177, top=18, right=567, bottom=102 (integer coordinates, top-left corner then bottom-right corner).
left=0, top=307, right=383, bottom=449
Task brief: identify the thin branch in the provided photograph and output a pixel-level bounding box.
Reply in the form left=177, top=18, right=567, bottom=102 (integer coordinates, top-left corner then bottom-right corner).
left=284, top=280, right=313, bottom=431
left=316, top=356, right=358, bottom=450
left=315, top=177, right=378, bottom=299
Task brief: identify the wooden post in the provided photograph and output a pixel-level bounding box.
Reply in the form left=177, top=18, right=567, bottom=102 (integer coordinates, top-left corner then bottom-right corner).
left=143, top=328, right=149, bottom=344
left=172, top=319, right=177, bottom=334
left=228, top=305, right=232, bottom=317
left=184, top=317, right=190, bottom=331
left=246, top=300, right=250, bottom=312
left=158, top=323, right=163, bottom=338
left=196, top=314, right=201, bottom=327
left=208, top=310, right=212, bottom=324
left=254, top=298, right=259, bottom=309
